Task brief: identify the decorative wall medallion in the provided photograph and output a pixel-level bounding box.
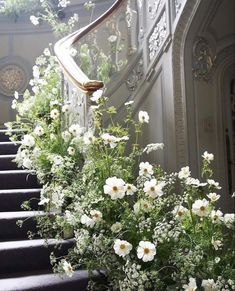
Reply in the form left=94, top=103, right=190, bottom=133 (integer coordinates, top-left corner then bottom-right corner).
left=0, top=64, right=28, bottom=96
left=148, top=11, right=167, bottom=61
left=148, top=0, right=163, bottom=19
left=192, top=37, right=216, bottom=81
left=126, top=58, right=143, bottom=91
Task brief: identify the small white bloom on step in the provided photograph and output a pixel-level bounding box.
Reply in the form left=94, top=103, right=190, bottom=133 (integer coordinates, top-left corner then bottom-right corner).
left=34, top=126, right=44, bottom=136
left=211, top=237, right=223, bottom=251
left=83, top=131, right=96, bottom=145
left=67, top=146, right=76, bottom=156
left=139, top=161, right=153, bottom=176
left=50, top=109, right=60, bottom=120
left=125, top=183, right=137, bottom=196
left=69, top=124, right=82, bottom=137
left=111, top=222, right=122, bottom=233
left=90, top=89, right=103, bottom=103
left=143, top=143, right=164, bottom=154
left=202, top=151, right=214, bottom=162
left=178, top=166, right=191, bottom=179
left=90, top=210, right=102, bottom=222
left=62, top=104, right=70, bottom=113
left=113, top=239, right=132, bottom=257
left=22, top=158, right=32, bottom=169
left=137, top=241, right=156, bottom=262
left=183, top=277, right=197, bottom=291
left=138, top=111, right=149, bottom=123
left=22, top=134, right=35, bottom=148
left=207, top=192, right=220, bottom=202
left=62, top=261, right=74, bottom=278
left=172, top=205, right=189, bottom=220
left=192, top=199, right=210, bottom=217
left=103, top=176, right=126, bottom=200
left=80, top=214, right=95, bottom=228
left=30, top=15, right=39, bottom=25
left=201, top=279, right=219, bottom=291
left=210, top=210, right=223, bottom=224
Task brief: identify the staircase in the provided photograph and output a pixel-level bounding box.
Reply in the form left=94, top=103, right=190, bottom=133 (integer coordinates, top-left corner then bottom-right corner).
left=0, top=130, right=94, bottom=291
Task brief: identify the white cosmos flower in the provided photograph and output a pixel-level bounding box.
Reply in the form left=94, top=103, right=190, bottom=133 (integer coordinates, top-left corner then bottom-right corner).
left=211, top=237, right=223, bottom=251
left=192, top=199, right=210, bottom=217
left=207, top=179, right=221, bottom=189
left=62, top=261, right=74, bottom=278
left=183, top=277, right=197, bottom=291
left=139, top=161, right=153, bottom=176
left=114, top=239, right=132, bottom=257
left=138, top=111, right=149, bottom=123
left=22, top=134, right=35, bottom=147
left=210, top=210, right=223, bottom=224
left=134, top=199, right=152, bottom=214
left=90, top=89, right=103, bottom=103
left=101, top=133, right=118, bottom=148
left=90, top=210, right=102, bottom=222
left=50, top=109, right=60, bottom=120
left=223, top=213, right=235, bottom=229
left=62, top=131, right=72, bottom=142
left=178, top=166, right=191, bottom=179
left=69, top=124, right=82, bottom=137
left=143, top=179, right=166, bottom=198
left=80, top=214, right=95, bottom=228
left=201, top=279, right=218, bottom=291
left=125, top=184, right=137, bottom=195
left=103, top=177, right=126, bottom=200
left=30, top=15, right=39, bottom=25
left=185, top=177, right=207, bottom=187
left=58, top=0, right=70, bottom=8
left=202, top=151, right=214, bottom=162
left=111, top=222, right=122, bottom=233
left=67, top=146, right=76, bottom=156
left=172, top=205, right=189, bottom=220
left=137, top=241, right=156, bottom=262
left=34, top=125, right=44, bottom=136
left=83, top=131, right=96, bottom=145
left=207, top=192, right=220, bottom=202
left=143, top=143, right=164, bottom=154
left=62, top=104, right=70, bottom=113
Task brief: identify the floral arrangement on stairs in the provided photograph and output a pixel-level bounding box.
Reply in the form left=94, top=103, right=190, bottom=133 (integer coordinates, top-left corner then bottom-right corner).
left=5, top=46, right=235, bottom=290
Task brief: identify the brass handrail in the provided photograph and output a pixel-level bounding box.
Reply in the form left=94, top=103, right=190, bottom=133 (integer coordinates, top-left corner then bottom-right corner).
left=54, top=0, right=125, bottom=93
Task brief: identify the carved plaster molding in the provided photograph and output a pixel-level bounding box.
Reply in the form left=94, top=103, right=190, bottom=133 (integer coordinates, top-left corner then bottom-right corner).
left=148, top=0, right=164, bottom=19
left=125, top=58, right=144, bottom=91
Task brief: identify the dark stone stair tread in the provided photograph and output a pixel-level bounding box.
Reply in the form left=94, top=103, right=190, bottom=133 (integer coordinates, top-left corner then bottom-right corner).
left=0, top=170, right=40, bottom=189
left=0, top=155, right=17, bottom=170
left=0, top=142, right=21, bottom=155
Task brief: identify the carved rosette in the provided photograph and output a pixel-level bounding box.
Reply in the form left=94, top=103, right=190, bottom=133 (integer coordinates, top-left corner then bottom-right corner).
left=125, top=58, right=144, bottom=91
left=148, top=0, right=163, bottom=19
left=148, top=11, right=167, bottom=61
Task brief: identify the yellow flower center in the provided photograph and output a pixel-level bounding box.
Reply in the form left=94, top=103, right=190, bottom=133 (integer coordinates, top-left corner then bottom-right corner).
left=120, top=244, right=126, bottom=250
left=150, top=186, right=155, bottom=192
left=178, top=211, right=183, bottom=216
left=144, top=168, right=148, bottom=173
left=113, top=186, right=118, bottom=192
left=144, top=248, right=150, bottom=254
left=200, top=206, right=205, bottom=211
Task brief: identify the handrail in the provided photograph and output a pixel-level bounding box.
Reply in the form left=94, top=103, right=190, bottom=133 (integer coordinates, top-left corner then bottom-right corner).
left=54, top=0, right=125, bottom=93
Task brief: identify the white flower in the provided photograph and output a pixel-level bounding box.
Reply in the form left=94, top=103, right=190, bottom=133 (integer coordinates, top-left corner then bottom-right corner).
left=125, top=184, right=137, bottom=196
left=67, top=146, right=76, bottom=156
left=143, top=179, right=166, bottom=198
left=62, top=261, right=74, bottom=278
left=113, top=239, right=132, bottom=257
left=50, top=100, right=60, bottom=106
left=172, top=205, right=188, bottom=220
left=43, top=48, right=50, bottom=56
left=80, top=214, right=95, bottom=228
left=108, top=35, right=117, bottom=43
left=103, top=176, right=126, bottom=200
left=62, top=131, right=72, bottom=142
left=214, top=257, right=220, bottom=263
left=143, top=143, right=164, bottom=154
left=207, top=179, right=221, bottom=189
left=111, top=222, right=122, bottom=233
left=65, top=210, right=76, bottom=226
left=14, top=91, right=19, bottom=99
left=178, top=166, right=191, bottom=179
left=90, top=210, right=102, bottom=222
left=69, top=124, right=82, bottom=137
left=62, top=104, right=70, bottom=113
left=201, top=279, right=218, bottom=291
left=139, top=161, right=153, bottom=176
left=207, top=192, right=220, bottom=202
left=223, top=213, right=235, bottom=229
left=116, top=136, right=129, bottom=142
left=124, top=100, right=134, bottom=106
left=211, top=237, right=223, bottom=251
left=134, top=199, right=152, bottom=214
left=90, top=89, right=103, bottom=103
left=58, top=0, right=70, bottom=8
left=22, top=134, right=35, bottom=147
left=83, top=131, right=96, bottom=145
left=101, top=133, right=118, bottom=148
left=138, top=111, right=149, bottom=123
left=30, top=15, right=39, bottom=25
left=192, top=199, right=210, bottom=217
left=185, top=177, right=207, bottom=187
left=34, top=125, right=44, bottom=136
left=183, top=277, right=197, bottom=291
left=210, top=210, right=223, bottom=224
left=50, top=109, right=60, bottom=120
left=32, top=65, right=40, bottom=79
left=202, top=151, right=214, bottom=162
left=22, top=158, right=32, bottom=169
left=11, top=99, right=17, bottom=109
left=38, top=198, right=50, bottom=205
left=137, top=241, right=156, bottom=262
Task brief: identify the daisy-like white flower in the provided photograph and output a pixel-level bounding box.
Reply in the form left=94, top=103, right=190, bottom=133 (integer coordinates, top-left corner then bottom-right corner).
left=83, top=131, right=96, bottom=145
left=207, top=179, right=221, bottom=189
left=67, top=146, right=76, bottom=156
left=101, top=133, right=118, bottom=148
left=90, top=210, right=102, bottom=222
left=210, top=210, right=223, bottom=224
left=125, top=184, right=137, bottom=196
left=22, top=134, right=35, bottom=148
left=143, top=179, right=166, bottom=198
left=192, top=199, right=210, bottom=217
left=34, top=125, right=44, bottom=136
left=113, top=239, right=133, bottom=257
left=211, top=237, right=223, bottom=251
left=134, top=199, right=152, bottom=214
left=103, top=177, right=126, bottom=200
left=202, top=151, right=214, bottom=162
left=183, top=277, right=197, bottom=291
left=111, top=222, right=122, bottom=233
left=62, top=104, right=70, bottom=113
left=69, top=124, right=82, bottom=137
left=139, top=161, right=153, bottom=176
left=58, top=0, right=70, bottom=8
left=62, top=261, right=74, bottom=278
left=185, top=177, right=207, bottom=187
left=138, top=111, right=149, bottom=123
left=23, top=158, right=32, bottom=169
left=172, top=205, right=188, bottom=220
left=137, top=241, right=156, bottom=262
left=207, top=192, right=220, bottom=202
left=143, top=143, right=164, bottom=154
left=90, top=89, right=103, bottom=103
left=30, top=15, right=39, bottom=25
left=80, top=214, right=95, bottom=228
left=50, top=109, right=60, bottom=120
left=178, top=166, right=191, bottom=179
left=62, top=131, right=72, bottom=142
left=201, top=279, right=218, bottom=291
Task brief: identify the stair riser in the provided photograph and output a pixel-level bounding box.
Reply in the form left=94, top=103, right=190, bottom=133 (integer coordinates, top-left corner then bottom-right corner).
left=0, top=144, right=20, bottom=155
left=0, top=192, right=40, bottom=212
left=0, top=241, right=74, bottom=274
left=0, top=173, right=39, bottom=189
left=0, top=157, right=18, bottom=170
left=0, top=133, right=10, bottom=142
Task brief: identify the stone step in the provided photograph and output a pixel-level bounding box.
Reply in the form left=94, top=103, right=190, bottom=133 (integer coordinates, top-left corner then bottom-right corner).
left=0, top=211, right=44, bottom=240
left=0, top=142, right=20, bottom=155
left=0, top=129, right=25, bottom=142
left=0, top=155, right=18, bottom=170
left=0, top=170, right=39, bottom=189
left=0, top=189, right=41, bottom=212
left=0, top=239, right=74, bottom=274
